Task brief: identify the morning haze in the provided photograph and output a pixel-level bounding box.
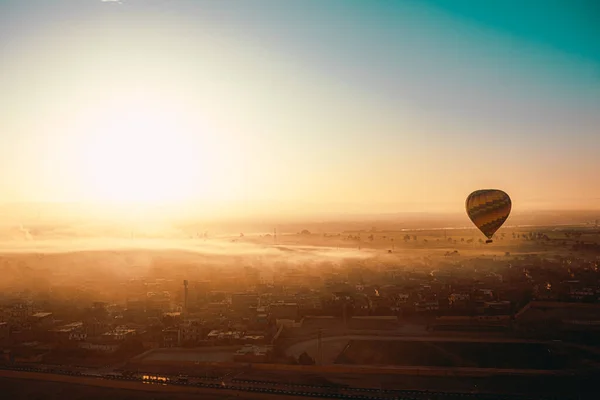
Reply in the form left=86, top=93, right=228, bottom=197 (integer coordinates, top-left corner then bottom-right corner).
left=1, top=1, right=599, bottom=399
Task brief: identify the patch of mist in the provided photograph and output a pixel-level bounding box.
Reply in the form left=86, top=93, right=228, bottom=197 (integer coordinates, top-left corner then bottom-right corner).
left=0, top=237, right=376, bottom=262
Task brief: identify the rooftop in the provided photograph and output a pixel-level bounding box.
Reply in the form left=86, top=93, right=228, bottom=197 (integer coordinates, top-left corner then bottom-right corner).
left=50, top=321, right=83, bottom=332
left=31, top=312, right=53, bottom=319
left=163, top=312, right=181, bottom=317
left=235, top=344, right=272, bottom=355
left=102, top=329, right=136, bottom=337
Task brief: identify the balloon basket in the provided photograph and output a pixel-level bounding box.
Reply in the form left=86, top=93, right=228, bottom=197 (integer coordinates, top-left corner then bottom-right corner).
left=485, top=239, right=493, bottom=244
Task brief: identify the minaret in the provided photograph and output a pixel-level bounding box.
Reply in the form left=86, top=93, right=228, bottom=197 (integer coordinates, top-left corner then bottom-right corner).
left=183, top=280, right=189, bottom=314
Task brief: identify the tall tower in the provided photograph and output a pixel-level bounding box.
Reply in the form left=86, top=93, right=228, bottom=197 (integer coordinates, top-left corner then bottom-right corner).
left=183, top=280, right=189, bottom=314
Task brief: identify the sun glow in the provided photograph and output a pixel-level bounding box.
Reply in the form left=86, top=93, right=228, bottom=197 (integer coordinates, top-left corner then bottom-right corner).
left=74, top=96, right=222, bottom=204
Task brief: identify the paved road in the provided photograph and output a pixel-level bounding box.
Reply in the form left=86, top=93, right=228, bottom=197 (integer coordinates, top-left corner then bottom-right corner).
left=0, top=369, right=335, bottom=400
left=1, top=364, right=572, bottom=400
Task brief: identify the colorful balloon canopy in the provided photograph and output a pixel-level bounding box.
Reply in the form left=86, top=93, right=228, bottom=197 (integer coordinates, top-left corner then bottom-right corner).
left=465, top=189, right=512, bottom=243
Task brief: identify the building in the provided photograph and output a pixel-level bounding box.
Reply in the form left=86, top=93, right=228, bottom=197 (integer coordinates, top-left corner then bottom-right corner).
left=78, top=340, right=120, bottom=354
left=207, top=302, right=229, bottom=314
left=231, top=293, right=259, bottom=313
left=415, top=300, right=439, bottom=313
left=192, top=281, right=211, bottom=303
left=4, top=303, right=33, bottom=328
left=448, top=293, right=470, bottom=309
left=7, top=342, right=50, bottom=363
left=472, top=289, right=494, bottom=302
left=126, top=298, right=146, bottom=312
left=206, top=330, right=243, bottom=344
left=78, top=326, right=133, bottom=354
left=269, top=303, right=299, bottom=320
left=241, top=335, right=265, bottom=344
left=162, top=312, right=182, bottom=328
left=50, top=322, right=87, bottom=344
left=0, top=322, right=8, bottom=345
left=483, top=301, right=511, bottom=315
left=92, top=302, right=107, bottom=310
left=570, top=287, right=596, bottom=302
left=233, top=345, right=273, bottom=363
left=84, top=319, right=111, bottom=337
left=30, top=312, right=54, bottom=330
left=162, top=327, right=180, bottom=348
left=255, top=308, right=269, bottom=326
left=181, top=318, right=203, bottom=344
left=101, top=326, right=136, bottom=342
left=146, top=291, right=171, bottom=314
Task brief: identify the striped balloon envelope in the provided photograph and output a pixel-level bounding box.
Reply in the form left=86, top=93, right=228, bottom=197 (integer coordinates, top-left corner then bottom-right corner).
left=465, top=189, right=512, bottom=243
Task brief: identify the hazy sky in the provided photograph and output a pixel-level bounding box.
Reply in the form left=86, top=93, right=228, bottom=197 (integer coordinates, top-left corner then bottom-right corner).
left=1, top=0, right=599, bottom=214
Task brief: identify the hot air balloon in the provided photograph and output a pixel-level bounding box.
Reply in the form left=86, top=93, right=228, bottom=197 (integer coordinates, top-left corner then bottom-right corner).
left=465, top=189, right=511, bottom=244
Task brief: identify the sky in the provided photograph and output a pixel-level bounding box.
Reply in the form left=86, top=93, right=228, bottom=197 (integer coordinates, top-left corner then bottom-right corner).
left=1, top=0, right=599, bottom=216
